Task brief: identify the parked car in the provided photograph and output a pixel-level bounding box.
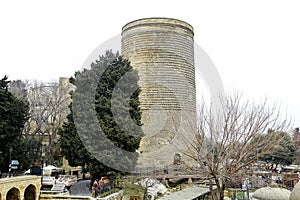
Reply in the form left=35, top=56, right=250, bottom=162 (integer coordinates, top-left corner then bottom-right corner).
left=24, top=166, right=42, bottom=176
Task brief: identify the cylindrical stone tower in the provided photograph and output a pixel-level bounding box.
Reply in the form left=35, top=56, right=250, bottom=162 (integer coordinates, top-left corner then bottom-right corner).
left=121, top=18, right=196, bottom=168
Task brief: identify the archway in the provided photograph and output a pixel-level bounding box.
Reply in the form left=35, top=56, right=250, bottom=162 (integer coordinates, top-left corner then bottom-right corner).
left=6, top=187, right=20, bottom=200
left=24, top=184, right=37, bottom=200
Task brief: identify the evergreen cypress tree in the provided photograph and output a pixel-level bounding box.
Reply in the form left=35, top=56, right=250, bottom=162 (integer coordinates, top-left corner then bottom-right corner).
left=0, top=76, right=30, bottom=172
left=59, top=50, right=143, bottom=178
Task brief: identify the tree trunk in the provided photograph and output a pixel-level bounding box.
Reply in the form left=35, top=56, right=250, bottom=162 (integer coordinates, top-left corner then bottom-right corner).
left=214, top=178, right=225, bottom=200
left=220, top=181, right=225, bottom=200
left=209, top=179, right=213, bottom=200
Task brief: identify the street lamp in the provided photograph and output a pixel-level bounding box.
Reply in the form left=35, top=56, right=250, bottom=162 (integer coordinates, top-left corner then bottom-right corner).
left=9, top=147, right=13, bottom=177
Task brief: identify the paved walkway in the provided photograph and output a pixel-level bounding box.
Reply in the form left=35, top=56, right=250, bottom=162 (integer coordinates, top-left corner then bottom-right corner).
left=158, top=186, right=210, bottom=200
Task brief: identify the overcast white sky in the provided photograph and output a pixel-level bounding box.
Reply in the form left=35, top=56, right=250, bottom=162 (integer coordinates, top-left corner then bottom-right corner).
left=1, top=0, right=300, bottom=126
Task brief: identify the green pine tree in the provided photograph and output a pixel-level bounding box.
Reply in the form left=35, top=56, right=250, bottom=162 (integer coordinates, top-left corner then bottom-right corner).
left=59, top=50, right=143, bottom=179
left=260, top=130, right=296, bottom=170
left=0, top=75, right=30, bottom=172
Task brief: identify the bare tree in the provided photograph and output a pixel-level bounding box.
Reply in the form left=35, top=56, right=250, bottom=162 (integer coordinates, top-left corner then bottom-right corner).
left=9, top=79, right=30, bottom=100
left=9, top=78, right=72, bottom=165
left=185, top=94, right=290, bottom=200
left=9, top=79, right=41, bottom=164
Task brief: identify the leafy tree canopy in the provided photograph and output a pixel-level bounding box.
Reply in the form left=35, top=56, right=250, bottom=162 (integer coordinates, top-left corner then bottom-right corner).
left=59, top=50, right=143, bottom=179
left=259, top=130, right=296, bottom=169
left=0, top=75, right=30, bottom=172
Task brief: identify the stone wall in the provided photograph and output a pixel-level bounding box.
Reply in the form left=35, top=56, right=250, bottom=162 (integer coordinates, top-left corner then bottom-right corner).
left=39, top=190, right=123, bottom=200
left=121, top=18, right=196, bottom=169
left=97, top=190, right=123, bottom=200
left=0, top=175, right=41, bottom=200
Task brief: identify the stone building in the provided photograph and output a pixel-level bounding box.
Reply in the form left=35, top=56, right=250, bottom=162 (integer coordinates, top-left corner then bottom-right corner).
left=121, top=18, right=197, bottom=168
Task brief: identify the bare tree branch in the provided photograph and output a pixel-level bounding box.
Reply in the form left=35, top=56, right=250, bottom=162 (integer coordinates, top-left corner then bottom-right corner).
left=182, top=93, right=291, bottom=200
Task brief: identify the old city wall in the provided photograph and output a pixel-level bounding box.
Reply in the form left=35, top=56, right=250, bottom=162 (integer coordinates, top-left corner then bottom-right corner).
left=0, top=176, right=41, bottom=200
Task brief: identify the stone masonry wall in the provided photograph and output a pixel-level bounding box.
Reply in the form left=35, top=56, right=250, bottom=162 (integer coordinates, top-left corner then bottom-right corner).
left=121, top=18, right=196, bottom=168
